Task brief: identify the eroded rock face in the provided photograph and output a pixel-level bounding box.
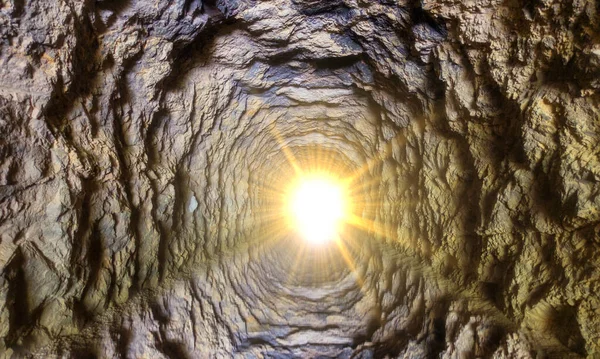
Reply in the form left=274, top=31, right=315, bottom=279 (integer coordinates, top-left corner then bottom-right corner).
left=1, top=0, right=599, bottom=357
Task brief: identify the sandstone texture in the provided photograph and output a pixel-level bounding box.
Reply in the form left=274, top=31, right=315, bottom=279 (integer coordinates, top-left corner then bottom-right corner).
left=0, top=0, right=599, bottom=357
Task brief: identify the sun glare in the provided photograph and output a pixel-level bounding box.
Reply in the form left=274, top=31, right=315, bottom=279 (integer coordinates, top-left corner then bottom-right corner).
left=288, top=176, right=348, bottom=245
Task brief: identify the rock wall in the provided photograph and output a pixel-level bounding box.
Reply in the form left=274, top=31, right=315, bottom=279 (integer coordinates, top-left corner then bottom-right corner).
left=0, top=0, right=599, bottom=357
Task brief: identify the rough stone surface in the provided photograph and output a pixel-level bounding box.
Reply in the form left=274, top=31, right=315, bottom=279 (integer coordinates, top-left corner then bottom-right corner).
left=0, top=0, right=599, bottom=357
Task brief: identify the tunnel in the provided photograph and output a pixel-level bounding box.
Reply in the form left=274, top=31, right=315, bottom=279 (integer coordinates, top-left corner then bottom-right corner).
left=0, top=0, right=599, bottom=358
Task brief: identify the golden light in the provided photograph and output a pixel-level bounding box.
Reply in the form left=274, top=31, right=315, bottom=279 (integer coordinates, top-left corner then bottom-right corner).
left=287, top=175, right=349, bottom=245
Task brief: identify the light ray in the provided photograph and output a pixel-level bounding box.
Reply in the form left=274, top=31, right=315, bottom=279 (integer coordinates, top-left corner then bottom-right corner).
left=270, top=125, right=303, bottom=176
left=333, top=236, right=364, bottom=287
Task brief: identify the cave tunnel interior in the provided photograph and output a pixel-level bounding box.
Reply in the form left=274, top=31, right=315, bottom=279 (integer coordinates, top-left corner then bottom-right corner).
left=0, top=0, right=600, bottom=358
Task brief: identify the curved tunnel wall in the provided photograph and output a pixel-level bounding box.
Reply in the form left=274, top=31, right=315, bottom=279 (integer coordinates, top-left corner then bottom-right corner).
left=0, top=0, right=599, bottom=357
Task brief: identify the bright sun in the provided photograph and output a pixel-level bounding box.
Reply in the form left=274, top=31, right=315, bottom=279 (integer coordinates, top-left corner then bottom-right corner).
left=288, top=175, right=348, bottom=244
